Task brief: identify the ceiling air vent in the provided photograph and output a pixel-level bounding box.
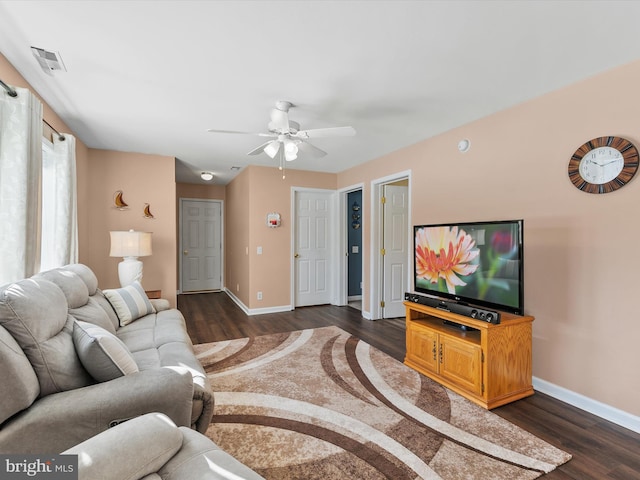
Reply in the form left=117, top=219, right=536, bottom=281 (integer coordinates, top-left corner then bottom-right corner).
left=31, top=46, right=67, bottom=75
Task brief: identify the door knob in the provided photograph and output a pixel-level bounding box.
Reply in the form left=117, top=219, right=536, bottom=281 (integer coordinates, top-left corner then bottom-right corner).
left=183, top=250, right=188, bottom=255
left=294, top=253, right=300, bottom=258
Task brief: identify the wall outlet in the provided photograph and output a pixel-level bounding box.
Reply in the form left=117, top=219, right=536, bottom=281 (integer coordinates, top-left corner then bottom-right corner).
left=257, top=291, right=263, bottom=300
left=257, top=246, right=263, bottom=255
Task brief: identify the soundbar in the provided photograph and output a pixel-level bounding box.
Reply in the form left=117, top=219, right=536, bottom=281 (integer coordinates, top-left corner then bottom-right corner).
left=404, top=292, right=501, bottom=324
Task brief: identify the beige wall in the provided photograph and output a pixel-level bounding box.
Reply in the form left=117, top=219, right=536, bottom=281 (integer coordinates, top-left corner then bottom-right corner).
left=338, top=59, right=640, bottom=417
left=225, top=167, right=251, bottom=305
left=225, top=165, right=336, bottom=309
left=176, top=182, right=225, bottom=201
left=86, top=150, right=177, bottom=306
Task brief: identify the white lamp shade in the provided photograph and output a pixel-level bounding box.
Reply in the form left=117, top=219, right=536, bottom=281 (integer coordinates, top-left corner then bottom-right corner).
left=109, top=230, right=152, bottom=258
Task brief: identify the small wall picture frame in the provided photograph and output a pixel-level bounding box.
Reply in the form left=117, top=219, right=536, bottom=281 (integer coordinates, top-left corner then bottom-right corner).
left=267, top=212, right=281, bottom=228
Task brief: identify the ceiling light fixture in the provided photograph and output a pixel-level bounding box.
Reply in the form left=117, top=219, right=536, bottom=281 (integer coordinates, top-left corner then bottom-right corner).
left=284, top=139, right=299, bottom=161
left=200, top=172, right=214, bottom=181
left=264, top=140, right=281, bottom=159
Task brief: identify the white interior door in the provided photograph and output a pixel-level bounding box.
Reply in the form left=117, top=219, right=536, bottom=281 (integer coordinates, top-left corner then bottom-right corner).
left=294, top=190, right=333, bottom=307
left=180, top=199, right=222, bottom=292
left=382, top=184, right=408, bottom=318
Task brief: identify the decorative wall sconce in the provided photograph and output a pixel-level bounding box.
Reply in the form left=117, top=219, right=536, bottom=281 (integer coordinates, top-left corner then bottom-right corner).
left=113, top=190, right=129, bottom=210
left=267, top=212, right=281, bottom=228
left=143, top=203, right=155, bottom=219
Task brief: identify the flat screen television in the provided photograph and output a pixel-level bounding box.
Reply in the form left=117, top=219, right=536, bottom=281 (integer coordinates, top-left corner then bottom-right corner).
left=413, top=219, right=524, bottom=315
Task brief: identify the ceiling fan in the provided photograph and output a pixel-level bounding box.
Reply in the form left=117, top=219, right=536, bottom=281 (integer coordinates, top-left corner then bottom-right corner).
left=207, top=101, right=356, bottom=165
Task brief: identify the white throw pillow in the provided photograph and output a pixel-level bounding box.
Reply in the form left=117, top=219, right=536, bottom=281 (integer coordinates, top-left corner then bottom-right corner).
left=102, top=281, right=156, bottom=326
left=73, top=320, right=139, bottom=382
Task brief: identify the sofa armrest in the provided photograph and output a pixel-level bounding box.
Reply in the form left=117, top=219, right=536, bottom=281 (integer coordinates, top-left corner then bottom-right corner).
left=0, top=368, right=194, bottom=454
left=64, top=413, right=183, bottom=480
left=192, top=382, right=214, bottom=433
left=160, top=428, right=265, bottom=480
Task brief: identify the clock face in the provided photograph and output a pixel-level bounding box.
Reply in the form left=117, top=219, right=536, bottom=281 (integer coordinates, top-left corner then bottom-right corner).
left=578, top=146, right=623, bottom=184
left=568, top=136, right=639, bottom=194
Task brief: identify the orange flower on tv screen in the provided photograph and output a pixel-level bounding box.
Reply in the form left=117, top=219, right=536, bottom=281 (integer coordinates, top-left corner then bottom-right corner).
left=415, top=226, right=479, bottom=294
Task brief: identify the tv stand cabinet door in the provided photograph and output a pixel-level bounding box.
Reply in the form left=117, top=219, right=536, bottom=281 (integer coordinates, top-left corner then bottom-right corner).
left=439, top=334, right=483, bottom=397
left=406, top=325, right=438, bottom=374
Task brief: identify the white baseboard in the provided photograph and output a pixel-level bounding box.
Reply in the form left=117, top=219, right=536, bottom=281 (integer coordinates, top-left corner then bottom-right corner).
left=223, top=289, right=292, bottom=316
left=247, top=305, right=294, bottom=315
left=533, top=376, right=640, bottom=434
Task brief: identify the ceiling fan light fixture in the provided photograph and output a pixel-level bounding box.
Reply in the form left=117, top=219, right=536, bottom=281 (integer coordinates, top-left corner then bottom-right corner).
left=200, top=172, right=214, bottom=181
left=284, top=140, right=298, bottom=155
left=285, top=151, right=297, bottom=162
left=264, top=140, right=280, bottom=159
left=284, top=139, right=299, bottom=161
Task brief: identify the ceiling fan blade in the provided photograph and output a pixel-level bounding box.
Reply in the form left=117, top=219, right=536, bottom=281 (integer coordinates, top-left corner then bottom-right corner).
left=207, top=128, right=275, bottom=137
left=297, top=140, right=327, bottom=159
left=294, top=126, right=356, bottom=139
left=269, top=108, right=290, bottom=133
left=247, top=141, right=273, bottom=156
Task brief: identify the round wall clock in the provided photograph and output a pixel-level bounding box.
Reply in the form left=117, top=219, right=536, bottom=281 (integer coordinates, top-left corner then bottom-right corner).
left=568, top=136, right=639, bottom=194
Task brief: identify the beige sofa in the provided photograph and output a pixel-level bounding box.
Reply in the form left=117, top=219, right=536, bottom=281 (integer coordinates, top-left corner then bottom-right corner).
left=0, top=264, right=213, bottom=453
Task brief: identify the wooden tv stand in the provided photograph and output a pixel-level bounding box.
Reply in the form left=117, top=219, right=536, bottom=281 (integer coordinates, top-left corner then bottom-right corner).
left=404, top=300, right=534, bottom=409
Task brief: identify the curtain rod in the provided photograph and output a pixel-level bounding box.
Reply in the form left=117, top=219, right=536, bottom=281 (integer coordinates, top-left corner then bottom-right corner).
left=43, top=118, right=65, bottom=141
left=0, top=78, right=17, bottom=97
left=1, top=78, right=65, bottom=141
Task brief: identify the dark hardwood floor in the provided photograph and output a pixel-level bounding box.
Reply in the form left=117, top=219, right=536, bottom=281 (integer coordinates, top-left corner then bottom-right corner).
left=179, top=292, right=640, bottom=480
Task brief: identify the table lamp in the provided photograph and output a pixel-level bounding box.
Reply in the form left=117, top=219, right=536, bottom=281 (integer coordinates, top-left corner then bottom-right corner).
left=109, top=230, right=152, bottom=287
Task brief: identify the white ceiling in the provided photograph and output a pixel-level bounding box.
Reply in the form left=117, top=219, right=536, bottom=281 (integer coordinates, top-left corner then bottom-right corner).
left=1, top=1, right=639, bottom=185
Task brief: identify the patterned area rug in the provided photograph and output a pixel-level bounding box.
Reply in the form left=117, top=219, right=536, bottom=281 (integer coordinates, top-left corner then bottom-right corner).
left=195, top=326, right=571, bottom=479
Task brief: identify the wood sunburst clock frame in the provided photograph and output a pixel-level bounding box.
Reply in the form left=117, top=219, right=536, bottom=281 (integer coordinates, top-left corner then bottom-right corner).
left=568, top=136, right=639, bottom=194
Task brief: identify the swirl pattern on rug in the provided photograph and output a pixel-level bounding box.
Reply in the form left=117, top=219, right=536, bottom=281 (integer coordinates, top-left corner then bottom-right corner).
left=196, top=326, right=571, bottom=479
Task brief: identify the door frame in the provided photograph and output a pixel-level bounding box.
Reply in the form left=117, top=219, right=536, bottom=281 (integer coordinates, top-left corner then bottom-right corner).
left=337, top=183, right=365, bottom=309
left=178, top=197, right=224, bottom=294
left=369, top=170, right=412, bottom=320
left=290, top=187, right=339, bottom=309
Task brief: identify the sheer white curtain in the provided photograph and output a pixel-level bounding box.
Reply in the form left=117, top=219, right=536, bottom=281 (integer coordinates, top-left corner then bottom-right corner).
left=40, top=134, right=78, bottom=271
left=0, top=86, right=43, bottom=285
